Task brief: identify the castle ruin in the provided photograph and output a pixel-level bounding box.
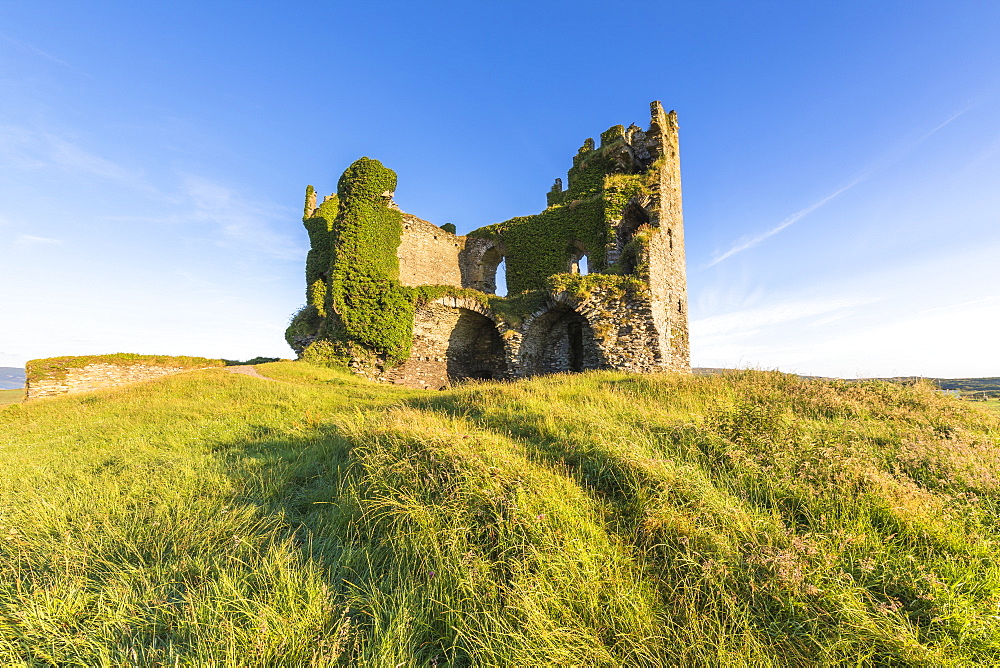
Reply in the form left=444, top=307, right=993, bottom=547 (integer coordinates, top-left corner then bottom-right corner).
left=286, top=101, right=689, bottom=388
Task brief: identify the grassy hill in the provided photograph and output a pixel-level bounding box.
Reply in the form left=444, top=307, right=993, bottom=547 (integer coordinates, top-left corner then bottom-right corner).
left=696, top=369, right=1000, bottom=397
left=930, top=377, right=1000, bottom=396
left=2, top=364, right=1000, bottom=665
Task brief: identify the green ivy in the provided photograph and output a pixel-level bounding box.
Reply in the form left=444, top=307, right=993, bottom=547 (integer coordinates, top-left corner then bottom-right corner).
left=288, top=158, right=415, bottom=366
left=299, top=339, right=350, bottom=368
left=466, top=130, right=658, bottom=295
left=303, top=192, right=338, bottom=316
left=410, top=284, right=490, bottom=308
left=469, top=198, right=606, bottom=295
left=547, top=272, right=645, bottom=302
left=287, top=120, right=663, bottom=372
left=485, top=290, right=548, bottom=327
left=325, top=158, right=414, bottom=364
left=285, top=305, right=322, bottom=347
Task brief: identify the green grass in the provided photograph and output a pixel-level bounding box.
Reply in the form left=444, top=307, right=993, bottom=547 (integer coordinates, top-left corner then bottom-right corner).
left=0, top=389, right=23, bottom=406
left=980, top=398, right=1000, bottom=414
left=2, top=364, right=1000, bottom=665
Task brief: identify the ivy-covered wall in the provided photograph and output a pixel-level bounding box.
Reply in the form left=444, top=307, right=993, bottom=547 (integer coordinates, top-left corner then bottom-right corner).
left=286, top=101, right=689, bottom=381
left=467, top=125, right=659, bottom=295
left=325, top=158, right=413, bottom=363
left=287, top=158, right=416, bottom=366
left=303, top=188, right=337, bottom=318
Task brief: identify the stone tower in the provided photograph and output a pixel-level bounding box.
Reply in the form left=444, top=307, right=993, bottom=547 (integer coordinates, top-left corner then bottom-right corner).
left=286, top=101, right=689, bottom=387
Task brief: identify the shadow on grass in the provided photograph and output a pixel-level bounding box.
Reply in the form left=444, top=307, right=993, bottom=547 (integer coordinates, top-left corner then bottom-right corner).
left=395, top=380, right=955, bottom=665
left=210, top=421, right=475, bottom=666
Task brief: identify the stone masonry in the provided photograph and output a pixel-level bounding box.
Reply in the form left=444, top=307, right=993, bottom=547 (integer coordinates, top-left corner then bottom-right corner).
left=292, top=101, right=690, bottom=388
left=26, top=364, right=213, bottom=400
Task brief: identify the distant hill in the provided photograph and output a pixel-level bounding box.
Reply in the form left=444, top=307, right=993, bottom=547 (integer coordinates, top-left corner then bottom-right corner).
left=693, top=369, right=1000, bottom=396
left=0, top=367, right=25, bottom=390
left=924, top=377, right=1000, bottom=394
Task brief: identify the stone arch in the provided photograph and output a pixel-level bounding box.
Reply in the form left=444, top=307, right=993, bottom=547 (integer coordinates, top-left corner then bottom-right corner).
left=446, top=308, right=508, bottom=381
left=567, top=239, right=589, bottom=275
left=617, top=199, right=651, bottom=275
left=520, top=303, right=605, bottom=375
left=461, top=239, right=506, bottom=294
left=479, top=245, right=505, bottom=294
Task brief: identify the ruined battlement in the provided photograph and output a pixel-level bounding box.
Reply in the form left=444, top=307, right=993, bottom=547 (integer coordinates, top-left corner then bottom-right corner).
left=286, top=101, right=689, bottom=388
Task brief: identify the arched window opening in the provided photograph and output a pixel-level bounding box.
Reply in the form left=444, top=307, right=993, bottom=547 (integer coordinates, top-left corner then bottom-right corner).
left=446, top=309, right=507, bottom=381
left=521, top=305, right=605, bottom=376
left=567, top=240, right=589, bottom=276
left=479, top=246, right=505, bottom=294
left=495, top=259, right=507, bottom=296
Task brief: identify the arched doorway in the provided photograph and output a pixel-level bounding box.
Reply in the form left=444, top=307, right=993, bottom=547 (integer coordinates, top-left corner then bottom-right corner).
left=446, top=309, right=508, bottom=381
left=520, top=305, right=605, bottom=375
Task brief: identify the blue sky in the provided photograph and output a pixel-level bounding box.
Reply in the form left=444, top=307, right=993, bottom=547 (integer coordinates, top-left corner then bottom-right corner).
left=1, top=1, right=998, bottom=377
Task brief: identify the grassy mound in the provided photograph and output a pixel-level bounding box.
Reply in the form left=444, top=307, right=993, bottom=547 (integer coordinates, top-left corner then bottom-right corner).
left=2, top=364, right=999, bottom=665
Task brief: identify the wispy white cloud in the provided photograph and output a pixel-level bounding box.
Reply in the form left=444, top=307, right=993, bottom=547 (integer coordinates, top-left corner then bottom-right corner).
left=45, top=135, right=139, bottom=182
left=706, top=105, right=974, bottom=267
left=15, top=234, right=62, bottom=245
left=101, top=176, right=304, bottom=260
left=0, top=125, right=150, bottom=189
left=706, top=178, right=864, bottom=267
left=0, top=124, right=301, bottom=260
left=774, top=296, right=1000, bottom=378
left=0, top=126, right=49, bottom=170
left=180, top=175, right=303, bottom=260
left=691, top=251, right=1000, bottom=378
left=0, top=33, right=72, bottom=68
left=909, top=105, right=974, bottom=147
left=691, top=296, right=877, bottom=337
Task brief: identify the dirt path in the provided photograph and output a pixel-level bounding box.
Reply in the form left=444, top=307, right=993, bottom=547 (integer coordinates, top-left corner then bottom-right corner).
left=225, top=365, right=284, bottom=382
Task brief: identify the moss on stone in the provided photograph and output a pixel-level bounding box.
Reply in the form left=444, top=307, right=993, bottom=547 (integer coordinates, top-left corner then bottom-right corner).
left=547, top=272, right=645, bottom=302
left=485, top=290, right=548, bottom=327
left=27, top=354, right=225, bottom=384
left=411, top=284, right=490, bottom=308
left=463, top=127, right=661, bottom=297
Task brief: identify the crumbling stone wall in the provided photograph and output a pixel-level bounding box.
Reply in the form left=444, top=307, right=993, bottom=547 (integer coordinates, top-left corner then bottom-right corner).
left=287, top=101, right=690, bottom=388
left=27, top=363, right=209, bottom=399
